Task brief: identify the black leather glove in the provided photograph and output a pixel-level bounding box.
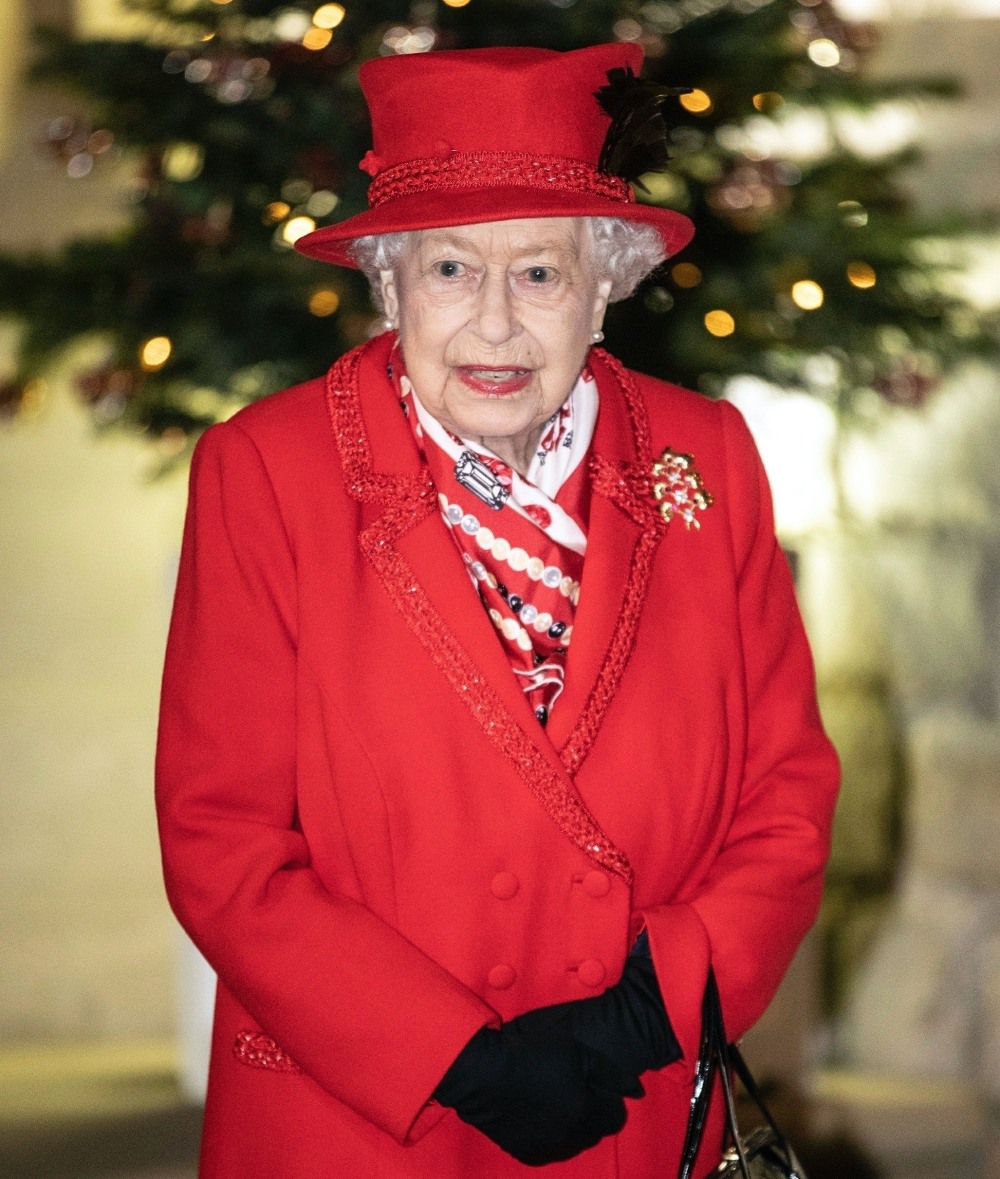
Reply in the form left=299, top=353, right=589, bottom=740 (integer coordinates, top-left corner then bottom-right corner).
left=509, top=950, right=681, bottom=1077
left=433, top=1022, right=644, bottom=1166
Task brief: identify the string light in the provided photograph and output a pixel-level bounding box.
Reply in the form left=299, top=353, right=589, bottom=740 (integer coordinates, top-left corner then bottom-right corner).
left=303, top=26, right=333, bottom=50
left=264, top=201, right=291, bottom=225
left=791, top=280, right=824, bottom=310
left=847, top=261, right=877, bottom=288
left=807, top=38, right=841, bottom=68
left=281, top=216, right=316, bottom=244
left=312, top=3, right=346, bottom=26
left=140, top=336, right=172, bottom=371
left=680, top=89, right=712, bottom=115
left=309, top=288, right=340, bottom=316
left=705, top=310, right=736, bottom=337
left=671, top=262, right=703, bottom=288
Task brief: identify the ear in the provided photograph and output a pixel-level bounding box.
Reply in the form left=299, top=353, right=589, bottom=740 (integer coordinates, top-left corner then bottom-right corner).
left=379, top=269, right=399, bottom=325
left=590, top=277, right=613, bottom=335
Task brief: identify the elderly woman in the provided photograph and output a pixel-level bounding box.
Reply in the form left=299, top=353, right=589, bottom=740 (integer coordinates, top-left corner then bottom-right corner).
left=156, top=42, right=839, bottom=1179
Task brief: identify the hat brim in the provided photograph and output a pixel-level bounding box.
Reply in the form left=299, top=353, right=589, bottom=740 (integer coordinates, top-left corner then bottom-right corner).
left=294, top=186, right=695, bottom=268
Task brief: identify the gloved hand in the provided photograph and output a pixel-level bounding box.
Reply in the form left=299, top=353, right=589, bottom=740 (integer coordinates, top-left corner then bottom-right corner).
left=508, top=952, right=681, bottom=1077
left=433, top=1021, right=644, bottom=1166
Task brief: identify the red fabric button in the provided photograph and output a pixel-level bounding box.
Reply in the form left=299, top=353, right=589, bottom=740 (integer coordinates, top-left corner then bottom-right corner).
left=582, top=871, right=610, bottom=898
left=577, top=959, right=606, bottom=989
left=491, top=872, right=520, bottom=900
left=487, top=964, right=517, bottom=990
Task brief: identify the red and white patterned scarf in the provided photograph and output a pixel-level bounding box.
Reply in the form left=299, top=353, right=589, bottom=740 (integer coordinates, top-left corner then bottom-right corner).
left=389, top=342, right=596, bottom=726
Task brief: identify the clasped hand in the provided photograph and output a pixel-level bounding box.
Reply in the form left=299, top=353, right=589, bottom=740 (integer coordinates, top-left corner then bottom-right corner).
left=434, top=955, right=681, bottom=1166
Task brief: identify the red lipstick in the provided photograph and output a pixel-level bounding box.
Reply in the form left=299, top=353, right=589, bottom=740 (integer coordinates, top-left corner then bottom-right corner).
left=455, top=367, right=533, bottom=396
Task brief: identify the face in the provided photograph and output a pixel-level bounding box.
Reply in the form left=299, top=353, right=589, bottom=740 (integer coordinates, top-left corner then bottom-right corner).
left=379, top=218, right=612, bottom=474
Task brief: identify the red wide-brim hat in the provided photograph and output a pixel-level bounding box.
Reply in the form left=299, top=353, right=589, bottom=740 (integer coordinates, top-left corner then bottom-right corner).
left=295, top=43, right=694, bottom=269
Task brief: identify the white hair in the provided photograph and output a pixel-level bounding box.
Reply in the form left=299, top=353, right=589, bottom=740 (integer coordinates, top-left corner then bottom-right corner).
left=349, top=216, right=667, bottom=314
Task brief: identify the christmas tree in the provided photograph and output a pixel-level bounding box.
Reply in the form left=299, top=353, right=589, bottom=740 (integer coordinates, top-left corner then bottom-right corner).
left=0, top=0, right=991, bottom=448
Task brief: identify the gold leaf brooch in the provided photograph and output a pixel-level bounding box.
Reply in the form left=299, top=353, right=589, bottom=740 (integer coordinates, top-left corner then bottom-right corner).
left=651, top=448, right=713, bottom=529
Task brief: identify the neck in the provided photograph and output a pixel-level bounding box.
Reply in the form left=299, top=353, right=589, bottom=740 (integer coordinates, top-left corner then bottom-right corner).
left=477, top=427, right=545, bottom=478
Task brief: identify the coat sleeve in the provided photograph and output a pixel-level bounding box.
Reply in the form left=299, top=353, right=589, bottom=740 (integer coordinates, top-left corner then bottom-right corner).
left=155, top=419, right=498, bottom=1143
left=641, top=400, right=840, bottom=1068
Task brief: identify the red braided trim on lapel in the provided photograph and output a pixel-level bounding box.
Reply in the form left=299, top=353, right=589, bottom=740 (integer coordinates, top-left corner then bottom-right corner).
left=325, top=343, right=432, bottom=506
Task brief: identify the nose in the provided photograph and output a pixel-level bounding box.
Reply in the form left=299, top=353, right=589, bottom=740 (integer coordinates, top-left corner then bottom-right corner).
left=471, top=268, right=522, bottom=346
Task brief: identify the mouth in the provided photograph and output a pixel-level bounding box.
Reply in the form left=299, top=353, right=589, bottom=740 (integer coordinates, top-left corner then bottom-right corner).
left=455, top=367, right=534, bottom=396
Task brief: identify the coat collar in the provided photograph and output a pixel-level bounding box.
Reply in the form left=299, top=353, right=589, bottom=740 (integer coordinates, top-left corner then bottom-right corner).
left=325, top=333, right=671, bottom=883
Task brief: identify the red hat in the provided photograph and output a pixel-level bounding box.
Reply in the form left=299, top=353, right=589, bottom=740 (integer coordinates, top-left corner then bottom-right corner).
left=295, top=43, right=694, bottom=268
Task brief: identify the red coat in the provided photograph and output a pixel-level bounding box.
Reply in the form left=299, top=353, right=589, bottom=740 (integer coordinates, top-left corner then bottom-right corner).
left=156, top=331, right=839, bottom=1179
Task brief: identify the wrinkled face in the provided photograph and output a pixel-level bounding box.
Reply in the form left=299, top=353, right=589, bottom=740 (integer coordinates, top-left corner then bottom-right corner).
left=379, top=218, right=612, bottom=473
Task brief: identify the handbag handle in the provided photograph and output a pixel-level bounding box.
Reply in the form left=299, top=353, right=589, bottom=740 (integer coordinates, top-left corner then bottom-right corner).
left=676, top=969, right=797, bottom=1179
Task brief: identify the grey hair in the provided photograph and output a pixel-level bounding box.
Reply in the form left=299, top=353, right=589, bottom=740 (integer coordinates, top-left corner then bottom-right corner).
left=349, top=216, right=667, bottom=314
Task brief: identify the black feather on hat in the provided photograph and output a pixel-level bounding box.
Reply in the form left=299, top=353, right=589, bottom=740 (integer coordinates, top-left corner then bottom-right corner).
left=595, top=66, right=691, bottom=192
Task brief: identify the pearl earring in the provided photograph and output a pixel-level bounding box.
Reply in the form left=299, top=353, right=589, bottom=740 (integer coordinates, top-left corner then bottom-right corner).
left=592, top=330, right=604, bottom=344
left=383, top=318, right=396, bottom=332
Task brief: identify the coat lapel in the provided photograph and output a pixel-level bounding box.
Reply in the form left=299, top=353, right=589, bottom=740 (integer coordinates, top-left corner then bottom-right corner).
left=324, top=335, right=634, bottom=884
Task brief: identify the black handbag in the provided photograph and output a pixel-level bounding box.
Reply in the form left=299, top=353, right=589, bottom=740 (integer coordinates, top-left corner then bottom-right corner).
left=677, top=970, right=808, bottom=1179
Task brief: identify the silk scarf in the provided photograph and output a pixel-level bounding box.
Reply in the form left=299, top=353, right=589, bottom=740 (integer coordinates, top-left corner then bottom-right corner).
left=388, top=340, right=596, bottom=726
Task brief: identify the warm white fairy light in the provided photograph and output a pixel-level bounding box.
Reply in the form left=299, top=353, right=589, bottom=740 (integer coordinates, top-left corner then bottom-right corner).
left=808, top=38, right=842, bottom=68
left=312, top=3, right=346, bottom=26
left=791, top=280, right=825, bottom=310
left=281, top=216, right=316, bottom=244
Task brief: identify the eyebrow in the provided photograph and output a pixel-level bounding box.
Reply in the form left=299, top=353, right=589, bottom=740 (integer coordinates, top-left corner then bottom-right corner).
left=419, top=232, right=580, bottom=261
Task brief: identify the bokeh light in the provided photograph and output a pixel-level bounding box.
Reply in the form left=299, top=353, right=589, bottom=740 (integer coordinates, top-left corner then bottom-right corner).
left=264, top=201, right=291, bottom=224
left=680, top=89, right=713, bottom=115
left=162, top=142, right=204, bottom=182
left=312, top=3, right=346, bottom=27
left=302, top=26, right=333, bottom=50
left=847, top=261, right=877, bottom=289
left=792, top=280, right=825, bottom=310
left=140, top=336, right=172, bottom=371
left=281, top=216, right=316, bottom=244
left=838, top=199, right=869, bottom=228
left=671, top=262, right=703, bottom=288
left=752, top=92, right=784, bottom=114
left=808, top=38, right=842, bottom=68
left=705, top=310, right=736, bottom=337
left=309, top=288, right=340, bottom=316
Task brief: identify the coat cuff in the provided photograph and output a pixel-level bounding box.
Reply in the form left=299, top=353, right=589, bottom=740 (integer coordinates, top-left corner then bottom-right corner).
left=640, top=902, right=712, bottom=1075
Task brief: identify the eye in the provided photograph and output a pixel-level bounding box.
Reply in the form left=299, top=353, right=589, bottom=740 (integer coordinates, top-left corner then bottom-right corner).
left=525, top=266, right=555, bottom=283
left=435, top=260, right=464, bottom=278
